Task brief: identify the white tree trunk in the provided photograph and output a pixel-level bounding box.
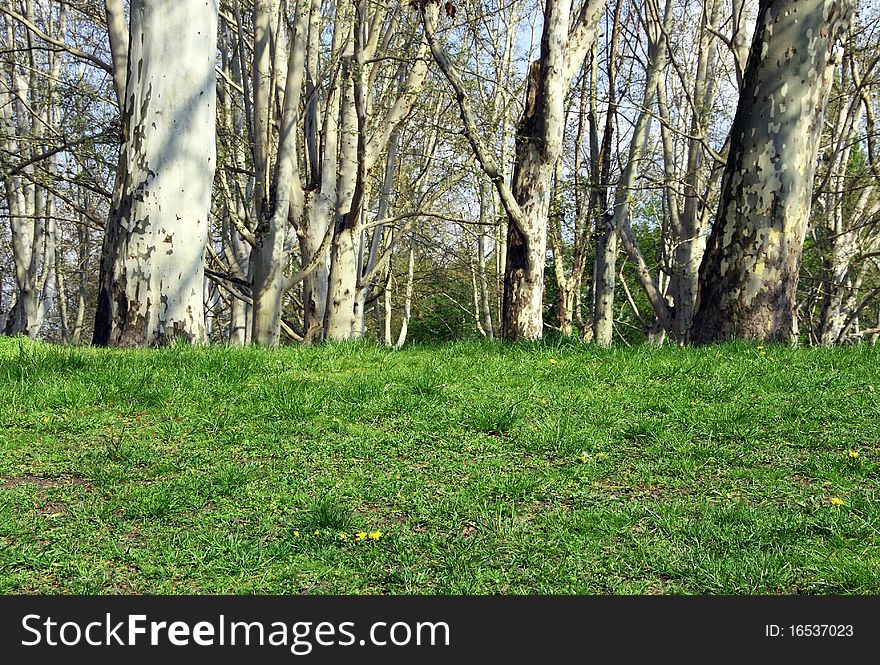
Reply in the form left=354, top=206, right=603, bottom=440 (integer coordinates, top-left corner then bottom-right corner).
left=2, top=21, right=41, bottom=338
left=666, top=0, right=721, bottom=342
left=395, top=243, right=415, bottom=349
left=478, top=179, right=495, bottom=339
left=324, top=55, right=363, bottom=341
left=356, top=128, right=400, bottom=337
left=609, top=0, right=676, bottom=340
left=104, top=0, right=129, bottom=109
left=94, top=0, right=218, bottom=346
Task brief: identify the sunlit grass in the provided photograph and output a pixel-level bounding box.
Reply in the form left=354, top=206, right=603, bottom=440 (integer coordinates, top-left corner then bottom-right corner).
left=1, top=336, right=878, bottom=594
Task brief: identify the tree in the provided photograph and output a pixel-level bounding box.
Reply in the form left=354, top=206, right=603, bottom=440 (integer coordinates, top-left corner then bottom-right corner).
left=804, top=19, right=880, bottom=345
left=422, top=0, right=607, bottom=340
left=240, top=0, right=434, bottom=345
left=1, top=1, right=67, bottom=338
left=689, top=0, right=853, bottom=343
left=93, top=0, right=219, bottom=346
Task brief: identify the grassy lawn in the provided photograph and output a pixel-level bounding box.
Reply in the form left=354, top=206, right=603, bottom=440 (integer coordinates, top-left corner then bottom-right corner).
left=0, top=336, right=878, bottom=594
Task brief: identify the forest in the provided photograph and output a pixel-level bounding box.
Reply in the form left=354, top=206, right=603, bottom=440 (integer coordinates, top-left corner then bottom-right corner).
left=2, top=0, right=880, bottom=600
left=1, top=0, right=877, bottom=348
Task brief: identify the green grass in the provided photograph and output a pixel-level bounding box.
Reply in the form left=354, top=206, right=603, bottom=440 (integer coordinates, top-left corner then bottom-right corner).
left=1, top=336, right=879, bottom=594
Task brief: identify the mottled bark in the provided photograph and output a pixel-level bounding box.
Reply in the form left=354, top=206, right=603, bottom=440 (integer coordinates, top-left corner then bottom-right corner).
left=690, top=0, right=852, bottom=344
left=93, top=0, right=218, bottom=346
left=502, top=0, right=607, bottom=340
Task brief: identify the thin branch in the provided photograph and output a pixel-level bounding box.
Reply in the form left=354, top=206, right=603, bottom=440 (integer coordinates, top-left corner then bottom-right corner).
left=0, top=5, right=112, bottom=73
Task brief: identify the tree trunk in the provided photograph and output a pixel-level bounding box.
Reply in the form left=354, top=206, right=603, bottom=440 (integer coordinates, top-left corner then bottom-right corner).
left=2, top=22, right=36, bottom=337
left=103, top=0, right=129, bottom=109
left=666, top=0, right=721, bottom=342
left=501, top=0, right=571, bottom=340
left=422, top=0, right=606, bottom=341
left=395, top=243, right=415, bottom=349
left=324, top=55, right=363, bottom=341
left=72, top=223, right=89, bottom=344
left=690, top=0, right=852, bottom=344
left=589, top=0, right=622, bottom=345
left=356, top=129, right=400, bottom=337
left=592, top=211, right=617, bottom=344
left=93, top=0, right=218, bottom=346
left=478, top=179, right=495, bottom=338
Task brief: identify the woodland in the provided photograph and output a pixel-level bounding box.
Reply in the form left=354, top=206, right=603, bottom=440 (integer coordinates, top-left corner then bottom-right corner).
left=1, top=0, right=877, bottom=348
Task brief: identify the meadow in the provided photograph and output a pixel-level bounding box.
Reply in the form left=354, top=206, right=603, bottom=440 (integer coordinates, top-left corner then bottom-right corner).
left=1, top=337, right=878, bottom=594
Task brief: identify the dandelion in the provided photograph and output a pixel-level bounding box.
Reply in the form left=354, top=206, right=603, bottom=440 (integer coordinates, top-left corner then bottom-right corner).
left=314, top=530, right=321, bottom=536
left=576, top=452, right=589, bottom=464
left=355, top=532, right=368, bottom=541
left=42, top=416, right=50, bottom=424
left=756, top=345, right=765, bottom=350
left=549, top=358, right=558, bottom=365
left=368, top=531, right=383, bottom=541
left=831, top=497, right=846, bottom=506
left=293, top=531, right=300, bottom=537
left=849, top=450, right=860, bottom=459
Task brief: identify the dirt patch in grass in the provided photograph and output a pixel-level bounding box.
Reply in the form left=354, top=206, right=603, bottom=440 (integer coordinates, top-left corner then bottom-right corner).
left=0, top=473, right=88, bottom=490
left=40, top=501, right=68, bottom=516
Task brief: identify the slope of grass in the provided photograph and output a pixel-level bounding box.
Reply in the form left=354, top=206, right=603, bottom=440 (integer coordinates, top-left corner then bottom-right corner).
left=1, top=336, right=878, bottom=594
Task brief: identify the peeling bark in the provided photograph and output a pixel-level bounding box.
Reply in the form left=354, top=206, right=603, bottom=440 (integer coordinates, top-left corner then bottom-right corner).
left=690, top=0, right=852, bottom=344
left=93, top=0, right=219, bottom=346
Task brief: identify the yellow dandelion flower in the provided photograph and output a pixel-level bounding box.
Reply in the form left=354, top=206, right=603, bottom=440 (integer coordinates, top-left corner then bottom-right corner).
left=831, top=497, right=845, bottom=506
left=314, top=529, right=321, bottom=536
left=849, top=450, right=860, bottom=459
left=368, top=531, right=383, bottom=541
left=576, top=453, right=589, bottom=463
left=548, top=358, right=558, bottom=365
left=42, top=416, right=50, bottom=424
left=756, top=345, right=765, bottom=350
left=355, top=532, right=368, bottom=541
left=293, top=530, right=300, bottom=537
